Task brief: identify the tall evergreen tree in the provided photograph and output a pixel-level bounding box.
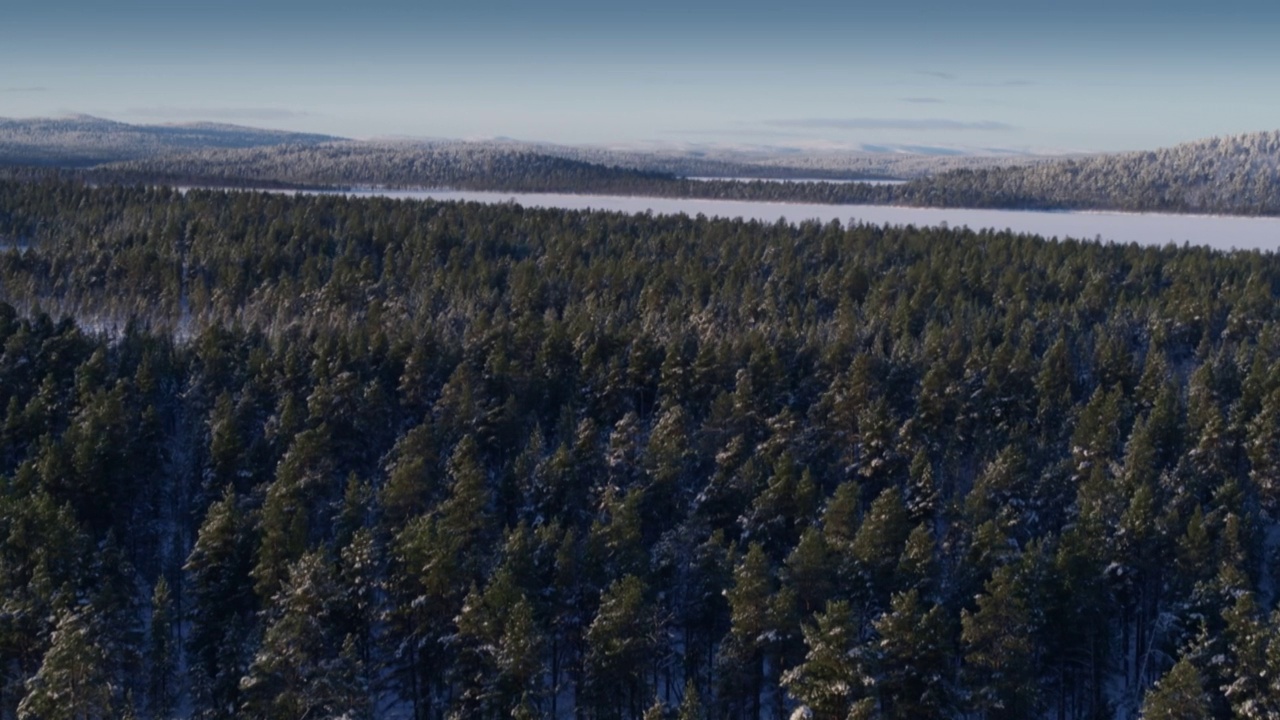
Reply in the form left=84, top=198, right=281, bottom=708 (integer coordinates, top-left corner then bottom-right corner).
left=146, top=577, right=176, bottom=719
left=17, top=605, right=114, bottom=720
left=1139, top=655, right=1212, bottom=720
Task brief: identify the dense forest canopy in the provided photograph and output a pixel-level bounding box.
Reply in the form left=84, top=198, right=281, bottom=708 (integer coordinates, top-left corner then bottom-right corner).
left=0, top=177, right=1279, bottom=719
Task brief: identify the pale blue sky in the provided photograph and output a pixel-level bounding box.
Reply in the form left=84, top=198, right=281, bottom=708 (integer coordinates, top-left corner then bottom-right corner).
left=3, top=0, right=1279, bottom=152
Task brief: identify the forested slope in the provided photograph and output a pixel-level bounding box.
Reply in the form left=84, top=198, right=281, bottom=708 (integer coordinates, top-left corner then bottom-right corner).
left=99, top=141, right=681, bottom=192
left=0, top=178, right=1279, bottom=719
left=0, top=115, right=341, bottom=167
left=0, top=115, right=1039, bottom=182
left=95, top=130, right=1280, bottom=217
left=502, top=142, right=1042, bottom=180
left=10, top=116, right=1280, bottom=217
left=912, top=131, right=1280, bottom=215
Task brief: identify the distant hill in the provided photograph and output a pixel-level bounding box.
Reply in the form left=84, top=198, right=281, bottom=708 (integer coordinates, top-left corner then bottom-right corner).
left=0, top=115, right=1050, bottom=186
left=0, top=115, right=344, bottom=167
left=98, top=140, right=677, bottom=191
left=7, top=116, right=1280, bottom=216
left=100, top=136, right=1044, bottom=187
left=441, top=138, right=1048, bottom=180
left=91, top=130, right=1280, bottom=217
left=906, top=131, right=1280, bottom=215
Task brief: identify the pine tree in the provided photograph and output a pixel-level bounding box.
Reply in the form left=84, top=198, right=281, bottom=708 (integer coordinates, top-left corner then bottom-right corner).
left=379, top=420, right=442, bottom=526
left=452, top=568, right=545, bottom=718
left=496, top=595, right=544, bottom=715
left=240, top=551, right=368, bottom=720
left=1245, top=386, right=1280, bottom=516
left=677, top=678, right=703, bottom=720
left=780, top=600, right=865, bottom=720
left=821, top=481, right=862, bottom=547
left=387, top=512, right=461, bottom=720
left=961, top=565, right=1036, bottom=720
left=184, top=486, right=255, bottom=716
left=850, top=487, right=910, bottom=606
left=786, top=526, right=834, bottom=615
left=251, top=426, right=335, bottom=601
left=438, top=434, right=494, bottom=582
left=872, top=589, right=952, bottom=719
left=207, top=391, right=245, bottom=492
left=584, top=575, right=656, bottom=719
left=1139, top=655, right=1211, bottom=720
left=895, top=523, right=937, bottom=597
left=587, top=485, right=647, bottom=581
left=644, top=400, right=694, bottom=524
left=904, top=448, right=938, bottom=524
left=1221, top=594, right=1280, bottom=720
left=720, top=542, right=776, bottom=719
left=147, top=577, right=176, bottom=718
left=17, top=605, right=115, bottom=720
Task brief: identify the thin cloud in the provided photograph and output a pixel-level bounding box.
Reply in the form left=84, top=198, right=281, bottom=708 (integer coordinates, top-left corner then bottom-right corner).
left=124, top=106, right=316, bottom=122
left=660, top=128, right=808, bottom=140
left=964, top=79, right=1036, bottom=88
left=2, top=86, right=49, bottom=93
left=916, top=70, right=958, bottom=80
left=901, top=97, right=944, bottom=104
left=765, top=118, right=1014, bottom=132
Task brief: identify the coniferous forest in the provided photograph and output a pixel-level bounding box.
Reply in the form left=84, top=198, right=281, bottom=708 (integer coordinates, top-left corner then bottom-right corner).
left=3, top=177, right=1280, bottom=719
left=76, top=129, right=1280, bottom=217
left=8, top=119, right=1280, bottom=217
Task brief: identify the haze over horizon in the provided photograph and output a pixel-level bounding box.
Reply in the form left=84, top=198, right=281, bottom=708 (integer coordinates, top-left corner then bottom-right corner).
left=3, top=0, right=1279, bottom=154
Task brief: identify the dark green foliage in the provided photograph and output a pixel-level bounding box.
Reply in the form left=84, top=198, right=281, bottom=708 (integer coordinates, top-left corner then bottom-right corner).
left=240, top=551, right=370, bottom=720
left=16, top=605, right=114, bottom=720
left=780, top=601, right=866, bottom=720
left=1140, top=656, right=1212, bottom=720
left=0, top=176, right=1278, bottom=718
left=146, top=578, right=176, bottom=718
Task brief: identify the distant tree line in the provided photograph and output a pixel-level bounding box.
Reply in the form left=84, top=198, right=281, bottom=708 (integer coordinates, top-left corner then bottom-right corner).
left=74, top=129, right=1280, bottom=217
left=496, top=142, right=1034, bottom=181
left=905, top=130, right=1280, bottom=215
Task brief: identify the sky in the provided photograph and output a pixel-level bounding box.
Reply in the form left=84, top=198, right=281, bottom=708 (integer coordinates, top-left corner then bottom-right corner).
left=2, top=0, right=1279, bottom=154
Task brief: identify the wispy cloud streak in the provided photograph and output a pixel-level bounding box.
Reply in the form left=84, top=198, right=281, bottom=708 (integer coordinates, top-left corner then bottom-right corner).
left=765, top=117, right=1014, bottom=131
left=124, top=106, right=316, bottom=121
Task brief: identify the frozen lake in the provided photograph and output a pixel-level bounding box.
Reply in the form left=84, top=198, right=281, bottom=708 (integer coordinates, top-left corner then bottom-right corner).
left=322, top=189, right=1280, bottom=252
left=684, top=177, right=907, bottom=185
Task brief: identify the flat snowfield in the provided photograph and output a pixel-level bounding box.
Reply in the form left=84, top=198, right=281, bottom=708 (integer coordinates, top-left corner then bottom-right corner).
left=333, top=189, right=1280, bottom=252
